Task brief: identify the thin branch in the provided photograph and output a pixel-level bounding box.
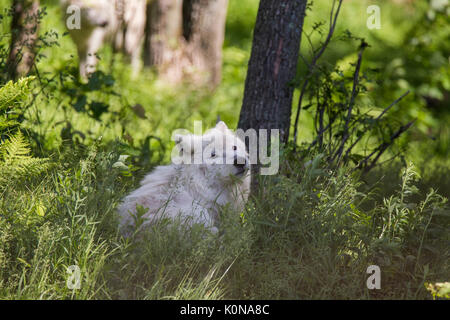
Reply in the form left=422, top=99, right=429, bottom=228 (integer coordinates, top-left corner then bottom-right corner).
left=306, top=120, right=332, bottom=153
left=359, top=119, right=416, bottom=173
left=293, top=0, right=343, bottom=147
left=375, top=90, right=410, bottom=122
left=332, top=40, right=368, bottom=163
left=344, top=90, right=410, bottom=160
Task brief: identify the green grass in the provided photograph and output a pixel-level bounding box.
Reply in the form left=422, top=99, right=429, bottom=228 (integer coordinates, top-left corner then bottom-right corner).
left=0, top=0, right=448, bottom=299
left=1, top=143, right=448, bottom=299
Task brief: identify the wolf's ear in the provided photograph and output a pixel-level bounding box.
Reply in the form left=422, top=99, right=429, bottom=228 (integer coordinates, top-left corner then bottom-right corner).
left=175, top=134, right=204, bottom=155
left=173, top=134, right=190, bottom=154
left=215, top=121, right=228, bottom=132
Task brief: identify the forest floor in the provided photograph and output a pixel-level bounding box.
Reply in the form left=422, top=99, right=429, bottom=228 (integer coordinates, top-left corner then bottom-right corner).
left=0, top=0, right=448, bottom=299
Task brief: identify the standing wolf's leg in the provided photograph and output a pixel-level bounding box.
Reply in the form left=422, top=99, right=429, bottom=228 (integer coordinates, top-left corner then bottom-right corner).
left=123, top=0, right=146, bottom=78
left=84, top=28, right=106, bottom=77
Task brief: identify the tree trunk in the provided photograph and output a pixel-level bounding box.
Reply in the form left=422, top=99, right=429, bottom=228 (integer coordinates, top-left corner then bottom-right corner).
left=238, top=0, right=307, bottom=143
left=183, top=0, right=228, bottom=87
left=144, top=0, right=228, bottom=88
left=144, top=0, right=183, bottom=68
left=7, top=0, right=40, bottom=81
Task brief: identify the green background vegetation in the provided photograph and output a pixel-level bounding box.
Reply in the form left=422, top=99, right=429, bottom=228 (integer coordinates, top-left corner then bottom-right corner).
left=0, top=0, right=448, bottom=299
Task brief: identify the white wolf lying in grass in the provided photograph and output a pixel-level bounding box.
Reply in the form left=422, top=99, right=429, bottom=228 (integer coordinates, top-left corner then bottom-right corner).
left=60, top=0, right=146, bottom=79
left=118, top=122, right=251, bottom=236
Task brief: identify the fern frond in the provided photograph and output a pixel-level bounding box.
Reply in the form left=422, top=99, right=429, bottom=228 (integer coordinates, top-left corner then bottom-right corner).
left=0, top=77, right=34, bottom=112
left=0, top=118, right=17, bottom=131
left=0, top=131, right=49, bottom=185
left=0, top=77, right=35, bottom=136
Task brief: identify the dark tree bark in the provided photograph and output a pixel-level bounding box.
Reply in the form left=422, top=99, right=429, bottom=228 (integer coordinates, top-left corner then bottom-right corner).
left=7, top=0, right=40, bottom=81
left=238, top=0, right=307, bottom=143
left=144, top=0, right=228, bottom=88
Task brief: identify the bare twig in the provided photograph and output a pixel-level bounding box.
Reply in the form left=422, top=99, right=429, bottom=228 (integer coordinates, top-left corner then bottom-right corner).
left=343, top=90, right=410, bottom=160
left=359, top=119, right=416, bottom=173
left=306, top=120, right=332, bottom=154
left=374, top=90, right=410, bottom=122
left=317, top=97, right=325, bottom=150
left=332, top=40, right=368, bottom=163
left=293, top=0, right=343, bottom=147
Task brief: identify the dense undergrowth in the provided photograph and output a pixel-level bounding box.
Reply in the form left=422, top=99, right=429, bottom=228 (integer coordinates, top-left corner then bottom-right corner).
left=0, top=0, right=449, bottom=299
left=1, top=133, right=448, bottom=299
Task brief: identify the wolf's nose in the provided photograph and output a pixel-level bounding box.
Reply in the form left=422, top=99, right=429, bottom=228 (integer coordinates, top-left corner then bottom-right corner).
left=233, top=156, right=247, bottom=169
left=99, top=20, right=109, bottom=28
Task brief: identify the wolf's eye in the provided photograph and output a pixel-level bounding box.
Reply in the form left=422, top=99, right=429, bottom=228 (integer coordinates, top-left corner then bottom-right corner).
left=232, top=146, right=237, bottom=151
left=211, top=151, right=216, bottom=158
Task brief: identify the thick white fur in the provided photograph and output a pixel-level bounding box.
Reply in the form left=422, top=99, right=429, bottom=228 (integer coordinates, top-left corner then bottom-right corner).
left=60, top=0, right=146, bottom=79
left=118, top=122, right=251, bottom=236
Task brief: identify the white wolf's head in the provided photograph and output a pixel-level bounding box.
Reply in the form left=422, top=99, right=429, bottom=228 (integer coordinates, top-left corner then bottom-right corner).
left=172, top=121, right=250, bottom=184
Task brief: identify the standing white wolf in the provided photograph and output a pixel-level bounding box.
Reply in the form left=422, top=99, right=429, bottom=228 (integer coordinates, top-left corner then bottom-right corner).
left=60, top=0, right=146, bottom=79
left=118, top=122, right=251, bottom=236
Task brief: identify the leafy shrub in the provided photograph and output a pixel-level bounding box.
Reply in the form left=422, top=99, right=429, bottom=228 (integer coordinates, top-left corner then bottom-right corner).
left=223, top=153, right=449, bottom=299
